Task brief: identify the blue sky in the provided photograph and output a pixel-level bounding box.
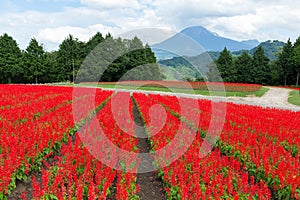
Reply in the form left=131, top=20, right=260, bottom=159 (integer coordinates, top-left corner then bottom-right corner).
left=0, top=0, right=299, bottom=51
left=0, top=0, right=82, bottom=12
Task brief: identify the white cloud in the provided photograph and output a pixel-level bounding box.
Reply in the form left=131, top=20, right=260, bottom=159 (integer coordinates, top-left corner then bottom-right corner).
left=36, top=24, right=121, bottom=44
left=153, top=0, right=255, bottom=20
left=119, top=28, right=176, bottom=45
left=0, top=7, right=115, bottom=50
left=0, top=0, right=299, bottom=51
left=203, top=2, right=300, bottom=42
left=80, top=0, right=142, bottom=10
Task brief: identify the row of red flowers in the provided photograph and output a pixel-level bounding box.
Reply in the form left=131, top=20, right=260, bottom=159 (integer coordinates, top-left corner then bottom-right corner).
left=85, top=81, right=263, bottom=93
left=147, top=93, right=300, bottom=199
left=133, top=93, right=271, bottom=199
left=0, top=85, right=113, bottom=198
left=30, top=91, right=139, bottom=199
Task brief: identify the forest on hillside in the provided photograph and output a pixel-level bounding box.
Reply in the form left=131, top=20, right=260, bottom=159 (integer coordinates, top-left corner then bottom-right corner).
left=159, top=37, right=300, bottom=86
left=0, top=32, right=164, bottom=84
left=209, top=37, right=300, bottom=86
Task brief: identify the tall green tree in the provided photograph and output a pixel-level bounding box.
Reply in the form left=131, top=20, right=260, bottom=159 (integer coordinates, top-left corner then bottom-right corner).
left=216, top=47, right=236, bottom=82
left=44, top=51, right=58, bottom=83
left=144, top=44, right=158, bottom=64
left=207, top=62, right=222, bottom=82
left=100, top=36, right=165, bottom=82
left=120, top=38, right=164, bottom=81
left=276, top=39, right=293, bottom=85
left=84, top=32, right=105, bottom=56
left=55, top=35, right=84, bottom=82
left=23, top=38, right=47, bottom=83
left=292, top=37, right=300, bottom=86
left=99, top=37, right=127, bottom=82
left=234, top=51, right=253, bottom=83
left=268, top=61, right=282, bottom=85
left=0, top=33, right=22, bottom=83
left=252, top=46, right=270, bottom=84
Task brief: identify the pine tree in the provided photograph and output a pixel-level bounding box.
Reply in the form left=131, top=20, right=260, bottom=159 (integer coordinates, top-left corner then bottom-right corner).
left=292, top=37, right=300, bottom=86
left=252, top=46, right=270, bottom=84
left=216, top=47, right=236, bottom=82
left=235, top=51, right=252, bottom=83
left=55, top=35, right=84, bottom=82
left=84, top=32, right=105, bottom=56
left=23, top=38, right=47, bottom=83
left=276, top=39, right=293, bottom=85
left=0, top=33, right=22, bottom=83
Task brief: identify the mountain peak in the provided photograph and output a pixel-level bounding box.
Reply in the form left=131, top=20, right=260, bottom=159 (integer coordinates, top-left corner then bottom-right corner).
left=180, top=26, right=218, bottom=39
left=181, top=26, right=211, bottom=34
left=152, top=26, right=259, bottom=56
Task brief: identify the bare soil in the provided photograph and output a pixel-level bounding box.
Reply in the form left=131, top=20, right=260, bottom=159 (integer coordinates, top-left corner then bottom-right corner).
left=132, top=104, right=166, bottom=200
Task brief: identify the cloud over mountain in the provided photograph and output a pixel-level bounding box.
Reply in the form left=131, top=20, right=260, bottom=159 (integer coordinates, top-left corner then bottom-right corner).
left=0, top=0, right=299, bottom=50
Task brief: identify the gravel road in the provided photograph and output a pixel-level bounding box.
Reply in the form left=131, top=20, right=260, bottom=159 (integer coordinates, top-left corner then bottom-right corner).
left=226, top=87, right=300, bottom=111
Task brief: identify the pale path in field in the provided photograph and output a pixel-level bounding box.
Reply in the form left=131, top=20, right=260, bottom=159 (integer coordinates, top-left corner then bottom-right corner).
left=99, top=86, right=300, bottom=111
left=226, top=86, right=300, bottom=111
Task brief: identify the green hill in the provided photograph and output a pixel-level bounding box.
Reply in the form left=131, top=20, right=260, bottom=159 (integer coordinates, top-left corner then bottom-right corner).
left=210, top=40, right=286, bottom=61
left=232, top=40, right=286, bottom=60
left=158, top=40, right=286, bottom=80
left=158, top=56, right=201, bottom=81
left=249, top=40, right=285, bottom=60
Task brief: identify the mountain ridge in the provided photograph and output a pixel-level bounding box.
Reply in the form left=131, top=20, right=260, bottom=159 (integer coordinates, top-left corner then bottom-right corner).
left=152, top=26, right=260, bottom=60
left=158, top=40, right=286, bottom=81
left=180, top=26, right=259, bottom=51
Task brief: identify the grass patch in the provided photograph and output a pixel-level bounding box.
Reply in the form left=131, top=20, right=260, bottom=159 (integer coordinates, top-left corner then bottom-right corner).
left=94, top=83, right=269, bottom=97
left=234, top=86, right=269, bottom=97
left=288, top=90, right=300, bottom=106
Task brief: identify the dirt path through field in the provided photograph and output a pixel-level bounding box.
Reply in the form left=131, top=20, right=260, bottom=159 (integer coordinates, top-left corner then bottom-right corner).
left=132, top=102, right=166, bottom=200
left=226, top=86, right=300, bottom=110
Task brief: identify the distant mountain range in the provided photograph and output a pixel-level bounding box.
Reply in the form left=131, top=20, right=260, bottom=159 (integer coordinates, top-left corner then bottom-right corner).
left=180, top=26, right=259, bottom=51
left=235, top=40, right=286, bottom=60
left=152, top=26, right=286, bottom=61
left=152, top=26, right=260, bottom=60
left=158, top=40, right=286, bottom=80
left=153, top=26, right=287, bottom=81
left=206, top=40, right=286, bottom=61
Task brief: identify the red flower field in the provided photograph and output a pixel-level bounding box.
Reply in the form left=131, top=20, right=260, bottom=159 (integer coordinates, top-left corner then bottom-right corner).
left=95, top=81, right=262, bottom=92
left=0, top=84, right=299, bottom=199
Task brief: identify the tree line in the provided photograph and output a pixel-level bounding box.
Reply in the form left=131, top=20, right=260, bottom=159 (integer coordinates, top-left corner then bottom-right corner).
left=208, top=37, right=300, bottom=86
left=0, top=32, right=164, bottom=84
left=1, top=31, right=299, bottom=86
